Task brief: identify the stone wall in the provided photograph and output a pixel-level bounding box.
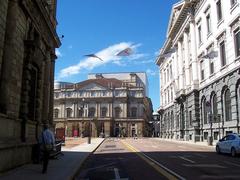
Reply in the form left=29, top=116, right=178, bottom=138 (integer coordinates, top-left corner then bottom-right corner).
left=0, top=0, right=60, bottom=172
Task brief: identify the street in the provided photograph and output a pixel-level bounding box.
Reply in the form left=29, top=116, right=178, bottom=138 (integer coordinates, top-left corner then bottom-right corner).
left=75, top=138, right=240, bottom=180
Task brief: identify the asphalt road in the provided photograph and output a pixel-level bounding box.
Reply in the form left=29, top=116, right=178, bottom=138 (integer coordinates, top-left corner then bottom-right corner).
left=74, top=138, right=167, bottom=180
left=75, top=138, right=240, bottom=180
left=124, top=138, right=240, bottom=180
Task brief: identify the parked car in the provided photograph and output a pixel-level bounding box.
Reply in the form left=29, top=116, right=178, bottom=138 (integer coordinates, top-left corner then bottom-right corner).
left=216, top=133, right=240, bottom=157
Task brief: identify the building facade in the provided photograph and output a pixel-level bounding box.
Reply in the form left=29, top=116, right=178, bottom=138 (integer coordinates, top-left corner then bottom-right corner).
left=0, top=0, right=60, bottom=172
left=156, top=0, right=240, bottom=144
left=53, top=72, right=152, bottom=138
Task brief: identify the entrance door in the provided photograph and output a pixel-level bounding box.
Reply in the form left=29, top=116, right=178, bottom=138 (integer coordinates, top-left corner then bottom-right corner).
left=132, top=128, right=136, bottom=137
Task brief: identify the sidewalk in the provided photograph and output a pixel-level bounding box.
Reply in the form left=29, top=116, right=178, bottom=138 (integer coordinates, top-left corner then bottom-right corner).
left=151, top=138, right=216, bottom=148
left=0, top=138, right=105, bottom=180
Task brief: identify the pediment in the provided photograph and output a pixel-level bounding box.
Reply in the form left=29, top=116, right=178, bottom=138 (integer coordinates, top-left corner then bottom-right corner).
left=167, top=1, right=185, bottom=37
left=79, top=83, right=107, bottom=91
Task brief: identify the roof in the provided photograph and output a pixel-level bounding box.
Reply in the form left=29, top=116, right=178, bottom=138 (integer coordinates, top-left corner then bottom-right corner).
left=64, top=78, right=126, bottom=89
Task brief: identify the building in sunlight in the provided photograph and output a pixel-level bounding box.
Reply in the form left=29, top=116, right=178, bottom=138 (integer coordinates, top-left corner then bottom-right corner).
left=53, top=72, right=153, bottom=138
left=0, top=0, right=60, bottom=172
left=156, top=0, right=240, bottom=144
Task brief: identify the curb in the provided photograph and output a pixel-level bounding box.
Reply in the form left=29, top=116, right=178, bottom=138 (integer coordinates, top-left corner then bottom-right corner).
left=69, top=138, right=106, bottom=180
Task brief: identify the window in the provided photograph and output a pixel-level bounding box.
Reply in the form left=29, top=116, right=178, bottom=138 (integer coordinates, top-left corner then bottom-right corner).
left=169, top=65, right=172, bottom=79
left=216, top=0, right=222, bottom=21
left=224, top=89, right=232, bottom=121
left=171, top=111, right=174, bottom=129
left=88, top=107, right=95, bottom=117
left=189, top=111, right=192, bottom=126
left=131, top=107, right=137, bottom=117
left=219, top=41, right=226, bottom=67
left=78, top=108, right=83, bottom=117
left=234, top=28, right=240, bottom=57
left=114, top=107, right=121, bottom=118
left=54, top=109, right=59, bottom=118
left=214, top=132, right=219, bottom=140
left=204, top=132, right=208, bottom=140
left=206, top=14, right=211, bottom=34
left=101, top=107, right=107, bottom=117
left=200, top=60, right=205, bottom=80
left=198, top=25, right=202, bottom=45
left=66, top=108, right=72, bottom=118
left=211, top=94, right=218, bottom=122
left=202, top=98, right=208, bottom=124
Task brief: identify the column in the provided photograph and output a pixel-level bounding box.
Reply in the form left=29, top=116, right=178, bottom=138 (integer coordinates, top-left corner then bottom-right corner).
left=178, top=40, right=184, bottom=91
left=0, top=0, right=18, bottom=114
left=184, top=30, right=190, bottom=88
left=42, top=51, right=51, bottom=124
left=190, top=20, right=199, bottom=89
left=173, top=46, right=178, bottom=91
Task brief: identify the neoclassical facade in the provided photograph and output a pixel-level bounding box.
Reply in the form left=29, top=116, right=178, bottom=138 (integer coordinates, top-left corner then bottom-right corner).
left=54, top=72, right=152, bottom=138
left=156, top=0, right=240, bottom=144
left=0, top=0, right=60, bottom=172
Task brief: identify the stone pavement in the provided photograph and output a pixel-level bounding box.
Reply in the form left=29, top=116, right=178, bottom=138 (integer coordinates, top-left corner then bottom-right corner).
left=0, top=138, right=105, bottom=180
left=152, top=138, right=216, bottom=148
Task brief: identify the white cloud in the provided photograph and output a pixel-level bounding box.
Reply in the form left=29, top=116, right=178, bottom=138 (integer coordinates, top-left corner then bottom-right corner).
left=59, top=42, right=138, bottom=78
left=146, top=69, right=157, bottom=76
left=55, top=49, right=62, bottom=57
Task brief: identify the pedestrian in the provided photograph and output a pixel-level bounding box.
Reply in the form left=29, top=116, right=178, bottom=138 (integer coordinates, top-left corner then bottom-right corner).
left=39, top=124, right=55, bottom=174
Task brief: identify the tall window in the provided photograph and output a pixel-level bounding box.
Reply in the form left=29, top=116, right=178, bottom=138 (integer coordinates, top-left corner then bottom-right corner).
left=114, top=107, right=121, bottom=118
left=211, top=93, right=218, bottom=122
left=88, top=107, right=95, bottom=117
left=198, top=25, right=202, bottom=45
left=66, top=108, right=72, bottom=118
left=202, top=98, right=208, bottom=124
left=171, top=111, right=174, bottom=129
left=224, top=89, right=232, bottom=121
left=54, top=109, right=59, bottom=118
left=234, top=28, right=240, bottom=57
left=206, top=14, right=211, bottom=35
left=216, top=0, right=222, bottom=21
left=78, top=108, right=83, bottom=117
left=220, top=41, right=226, bottom=67
left=189, top=111, right=192, bottom=126
left=131, top=107, right=137, bottom=117
left=200, top=60, right=205, bottom=80
left=101, top=107, right=107, bottom=117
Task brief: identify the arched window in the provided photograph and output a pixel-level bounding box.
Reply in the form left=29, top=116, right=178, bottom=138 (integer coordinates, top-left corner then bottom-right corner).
left=66, top=108, right=72, bottom=118
left=224, top=89, right=232, bottom=121
left=131, top=107, right=137, bottom=117
left=78, top=108, right=83, bottom=117
left=114, top=107, right=121, bottom=118
left=211, top=93, right=218, bottom=122
left=88, top=107, right=95, bottom=117
left=54, top=109, right=59, bottom=118
left=101, top=107, right=107, bottom=117
left=201, top=97, right=208, bottom=124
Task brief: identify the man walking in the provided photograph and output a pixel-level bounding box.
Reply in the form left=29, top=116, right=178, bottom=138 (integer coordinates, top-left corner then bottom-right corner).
left=39, top=124, right=55, bottom=174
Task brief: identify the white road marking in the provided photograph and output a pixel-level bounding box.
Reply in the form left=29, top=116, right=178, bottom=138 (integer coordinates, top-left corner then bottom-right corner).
left=140, top=152, right=186, bottom=180
left=183, top=164, right=226, bottom=168
left=114, top=168, right=121, bottom=180
left=179, top=156, right=195, bottom=163
left=224, top=161, right=240, bottom=167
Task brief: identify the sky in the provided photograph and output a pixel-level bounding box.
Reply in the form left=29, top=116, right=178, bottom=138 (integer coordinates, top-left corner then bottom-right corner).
left=55, top=0, right=179, bottom=112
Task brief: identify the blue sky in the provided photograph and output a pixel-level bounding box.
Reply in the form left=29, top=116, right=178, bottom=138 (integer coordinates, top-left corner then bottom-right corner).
left=55, top=0, right=179, bottom=111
